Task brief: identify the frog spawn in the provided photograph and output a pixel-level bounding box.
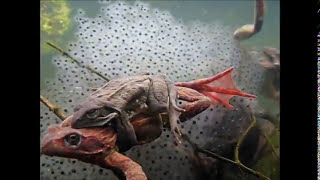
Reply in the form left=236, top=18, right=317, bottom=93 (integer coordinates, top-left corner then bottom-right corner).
left=41, top=1, right=266, bottom=179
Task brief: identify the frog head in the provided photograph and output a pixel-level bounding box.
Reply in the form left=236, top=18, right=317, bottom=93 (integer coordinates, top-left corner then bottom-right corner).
left=41, top=116, right=117, bottom=165
left=71, top=96, right=120, bottom=129
left=41, top=116, right=147, bottom=179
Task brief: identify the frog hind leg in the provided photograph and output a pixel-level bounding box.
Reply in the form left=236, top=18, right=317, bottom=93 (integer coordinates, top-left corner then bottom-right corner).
left=168, top=103, right=183, bottom=143
left=177, top=87, right=211, bottom=122
left=160, top=74, right=185, bottom=142
left=175, top=67, right=256, bottom=110
left=160, top=75, right=185, bottom=112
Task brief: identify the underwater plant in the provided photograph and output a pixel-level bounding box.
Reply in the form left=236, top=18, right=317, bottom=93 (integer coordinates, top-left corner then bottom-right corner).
left=40, top=0, right=71, bottom=36
left=40, top=0, right=71, bottom=54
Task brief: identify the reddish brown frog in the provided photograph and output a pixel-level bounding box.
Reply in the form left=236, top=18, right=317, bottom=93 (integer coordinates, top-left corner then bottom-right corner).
left=41, top=116, right=147, bottom=180
left=71, top=67, right=256, bottom=149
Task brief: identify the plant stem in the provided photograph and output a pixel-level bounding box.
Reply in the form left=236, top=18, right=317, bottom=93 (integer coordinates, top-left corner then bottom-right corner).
left=263, top=132, right=280, bottom=160
left=46, top=41, right=110, bottom=82
left=40, top=94, right=66, bottom=121
left=234, top=115, right=257, bottom=162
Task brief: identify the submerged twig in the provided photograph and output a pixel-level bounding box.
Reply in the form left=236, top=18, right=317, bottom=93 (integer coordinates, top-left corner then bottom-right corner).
left=183, top=115, right=270, bottom=180
left=183, top=134, right=236, bottom=164
left=46, top=41, right=110, bottom=82
left=40, top=94, right=66, bottom=121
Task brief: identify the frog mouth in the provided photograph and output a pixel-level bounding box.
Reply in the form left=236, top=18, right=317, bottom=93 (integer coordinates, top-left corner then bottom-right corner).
left=94, top=112, right=119, bottom=126
left=72, top=112, right=119, bottom=129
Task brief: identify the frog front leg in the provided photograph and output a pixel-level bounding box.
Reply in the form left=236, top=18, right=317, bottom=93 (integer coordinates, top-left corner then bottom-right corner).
left=116, top=83, right=152, bottom=151
left=105, top=151, right=147, bottom=180
left=116, top=112, right=139, bottom=152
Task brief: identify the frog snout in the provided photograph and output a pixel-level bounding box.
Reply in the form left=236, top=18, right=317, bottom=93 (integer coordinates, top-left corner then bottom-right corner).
left=41, top=126, right=57, bottom=153
left=70, top=116, right=83, bottom=129
left=41, top=133, right=54, bottom=156
left=41, top=125, right=66, bottom=156
left=47, top=124, right=61, bottom=133
left=70, top=118, right=78, bottom=128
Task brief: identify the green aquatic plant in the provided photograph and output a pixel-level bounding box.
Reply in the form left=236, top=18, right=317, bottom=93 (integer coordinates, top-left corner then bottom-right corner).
left=40, top=0, right=71, bottom=35
left=46, top=41, right=110, bottom=81
left=253, top=129, right=280, bottom=180
left=40, top=0, right=72, bottom=54
left=183, top=115, right=271, bottom=180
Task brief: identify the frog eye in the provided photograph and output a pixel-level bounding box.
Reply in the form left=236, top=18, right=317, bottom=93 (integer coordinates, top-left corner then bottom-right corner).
left=86, top=109, right=99, bottom=119
left=64, top=133, right=82, bottom=147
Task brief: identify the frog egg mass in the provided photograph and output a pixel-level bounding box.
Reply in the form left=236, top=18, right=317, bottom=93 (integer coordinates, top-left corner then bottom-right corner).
left=41, top=1, right=268, bottom=180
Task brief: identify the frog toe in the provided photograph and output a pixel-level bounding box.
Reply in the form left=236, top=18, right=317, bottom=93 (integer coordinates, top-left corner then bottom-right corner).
left=172, top=103, right=185, bottom=112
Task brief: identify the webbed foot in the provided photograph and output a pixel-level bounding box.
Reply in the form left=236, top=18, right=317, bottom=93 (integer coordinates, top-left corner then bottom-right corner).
left=175, top=67, right=256, bottom=110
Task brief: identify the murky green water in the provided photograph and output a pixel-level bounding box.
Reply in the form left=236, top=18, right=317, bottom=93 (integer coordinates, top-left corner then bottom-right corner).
left=40, top=1, right=280, bottom=180
left=40, top=0, right=279, bottom=90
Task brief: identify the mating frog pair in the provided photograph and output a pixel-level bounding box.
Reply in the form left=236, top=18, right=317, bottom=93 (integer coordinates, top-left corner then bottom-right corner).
left=41, top=67, right=256, bottom=179
left=70, top=67, right=256, bottom=149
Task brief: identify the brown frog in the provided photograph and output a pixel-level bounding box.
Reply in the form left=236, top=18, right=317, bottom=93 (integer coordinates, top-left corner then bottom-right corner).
left=71, top=68, right=256, bottom=150
left=71, top=73, right=186, bottom=148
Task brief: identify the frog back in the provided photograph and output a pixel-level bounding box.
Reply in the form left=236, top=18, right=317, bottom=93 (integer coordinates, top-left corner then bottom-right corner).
left=150, top=76, right=169, bottom=104
left=91, top=75, right=151, bottom=111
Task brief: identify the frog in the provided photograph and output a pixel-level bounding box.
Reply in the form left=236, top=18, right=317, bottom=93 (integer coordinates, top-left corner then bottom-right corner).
left=71, top=73, right=185, bottom=147
left=41, top=116, right=147, bottom=180
left=71, top=67, right=256, bottom=149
